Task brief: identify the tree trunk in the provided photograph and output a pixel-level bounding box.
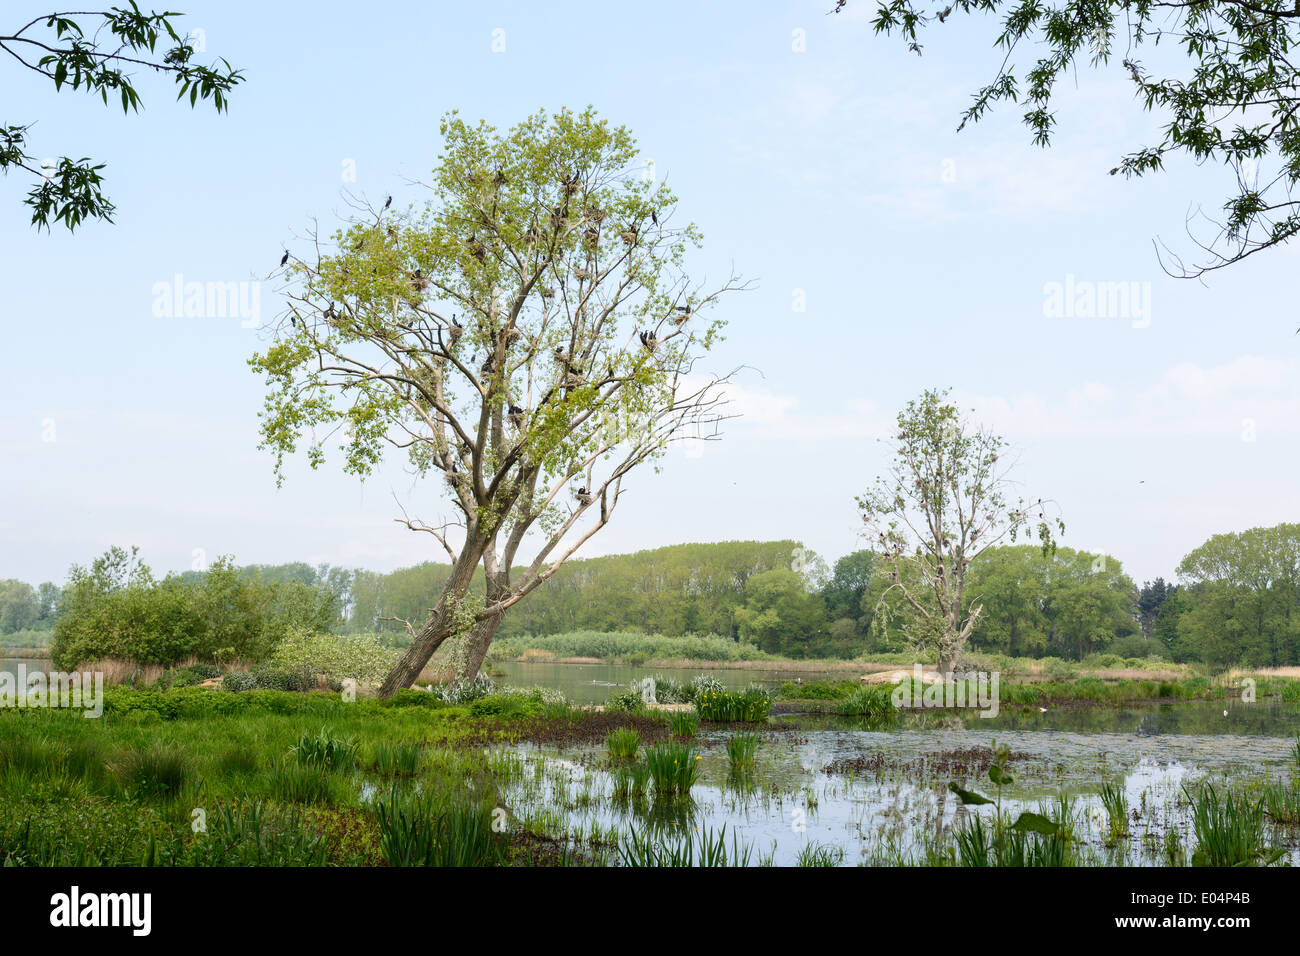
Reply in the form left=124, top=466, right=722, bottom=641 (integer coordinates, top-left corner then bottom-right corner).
left=377, top=544, right=483, bottom=698
left=458, top=609, right=504, bottom=684
left=457, top=568, right=508, bottom=684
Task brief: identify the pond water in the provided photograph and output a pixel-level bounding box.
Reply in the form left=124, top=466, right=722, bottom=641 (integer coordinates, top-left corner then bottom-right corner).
left=494, top=711, right=1300, bottom=866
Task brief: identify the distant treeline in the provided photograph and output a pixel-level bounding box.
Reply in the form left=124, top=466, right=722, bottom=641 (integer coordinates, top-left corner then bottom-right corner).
left=15, top=524, right=1300, bottom=668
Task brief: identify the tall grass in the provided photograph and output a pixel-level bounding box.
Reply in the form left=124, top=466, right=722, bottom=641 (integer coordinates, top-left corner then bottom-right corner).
left=606, top=727, right=640, bottom=763
left=668, top=711, right=699, bottom=739
left=375, top=788, right=504, bottom=867
left=288, top=727, right=358, bottom=771
left=618, top=824, right=752, bottom=866
left=695, top=685, right=771, bottom=722
left=1099, top=780, right=1129, bottom=844
left=643, top=742, right=700, bottom=795
left=1185, top=783, right=1277, bottom=866
left=725, top=732, right=760, bottom=770
left=111, top=744, right=190, bottom=800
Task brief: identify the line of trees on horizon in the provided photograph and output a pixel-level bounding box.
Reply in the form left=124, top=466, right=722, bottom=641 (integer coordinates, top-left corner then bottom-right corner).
left=8, top=521, right=1299, bottom=671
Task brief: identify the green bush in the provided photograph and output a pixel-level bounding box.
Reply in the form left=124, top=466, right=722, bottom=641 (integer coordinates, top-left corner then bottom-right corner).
left=265, top=628, right=401, bottom=685
left=50, top=548, right=340, bottom=669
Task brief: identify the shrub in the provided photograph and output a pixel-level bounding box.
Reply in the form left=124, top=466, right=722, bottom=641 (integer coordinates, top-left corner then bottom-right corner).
left=223, top=667, right=317, bottom=693
left=605, top=687, right=647, bottom=714
left=467, top=694, right=545, bottom=719
left=150, top=663, right=221, bottom=690
left=266, top=627, right=401, bottom=686
left=430, top=674, right=495, bottom=705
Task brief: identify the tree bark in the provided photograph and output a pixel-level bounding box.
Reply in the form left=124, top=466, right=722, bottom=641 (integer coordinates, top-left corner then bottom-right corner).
left=458, top=609, right=504, bottom=684
left=457, top=566, right=509, bottom=684
left=377, top=543, right=484, bottom=698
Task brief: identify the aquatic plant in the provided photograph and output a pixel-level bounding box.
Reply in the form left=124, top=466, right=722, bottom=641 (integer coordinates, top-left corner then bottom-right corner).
left=618, top=823, right=751, bottom=867
left=370, top=741, right=422, bottom=777
left=1099, top=780, right=1129, bottom=845
left=606, top=727, right=640, bottom=763
left=725, top=732, right=760, bottom=770
left=795, top=842, right=845, bottom=867
left=695, top=685, right=771, bottom=722
left=644, top=741, right=700, bottom=795
left=1185, top=782, right=1281, bottom=866
left=375, top=787, right=504, bottom=867
left=835, top=685, right=897, bottom=717
left=288, top=727, right=358, bottom=771
left=668, top=710, right=699, bottom=739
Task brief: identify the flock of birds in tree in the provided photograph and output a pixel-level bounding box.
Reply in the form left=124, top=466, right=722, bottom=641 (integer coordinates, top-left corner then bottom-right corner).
left=275, top=172, right=698, bottom=514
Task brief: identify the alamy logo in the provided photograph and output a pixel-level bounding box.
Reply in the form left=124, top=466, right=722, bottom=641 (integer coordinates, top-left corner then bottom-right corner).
left=891, top=664, right=1001, bottom=717
left=1042, top=274, right=1151, bottom=328
left=152, top=273, right=260, bottom=327
left=49, top=886, right=151, bottom=936
left=0, top=664, right=103, bottom=718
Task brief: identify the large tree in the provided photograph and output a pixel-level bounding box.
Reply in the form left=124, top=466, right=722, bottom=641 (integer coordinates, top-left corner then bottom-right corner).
left=2, top=5, right=242, bottom=231
left=857, top=389, right=1061, bottom=674
left=251, top=108, right=743, bottom=696
left=855, top=0, right=1300, bottom=280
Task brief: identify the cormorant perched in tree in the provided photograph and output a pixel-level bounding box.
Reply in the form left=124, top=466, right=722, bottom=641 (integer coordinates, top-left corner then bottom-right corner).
left=507, top=404, right=524, bottom=428
left=575, top=486, right=593, bottom=505
left=279, top=251, right=289, bottom=267
left=383, top=195, right=392, bottom=210
left=447, top=315, right=462, bottom=343
left=561, top=171, right=580, bottom=195
left=639, top=330, right=659, bottom=352
left=323, top=302, right=337, bottom=321
left=410, top=269, right=429, bottom=293
left=673, top=305, right=691, bottom=326
left=650, top=209, right=658, bottom=226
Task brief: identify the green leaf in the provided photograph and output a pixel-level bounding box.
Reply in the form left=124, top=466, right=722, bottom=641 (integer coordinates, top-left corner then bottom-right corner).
left=989, top=764, right=1013, bottom=786
left=947, top=781, right=993, bottom=805
left=1010, top=812, right=1061, bottom=836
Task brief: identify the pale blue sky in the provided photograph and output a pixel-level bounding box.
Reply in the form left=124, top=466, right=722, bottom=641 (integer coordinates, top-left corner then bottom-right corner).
left=2, top=0, right=1296, bottom=587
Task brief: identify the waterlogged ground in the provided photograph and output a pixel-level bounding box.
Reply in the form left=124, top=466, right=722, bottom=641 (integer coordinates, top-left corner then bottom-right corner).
left=477, top=702, right=1300, bottom=866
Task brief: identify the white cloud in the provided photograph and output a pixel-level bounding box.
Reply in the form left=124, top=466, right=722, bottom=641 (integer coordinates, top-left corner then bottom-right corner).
left=962, top=356, right=1300, bottom=439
